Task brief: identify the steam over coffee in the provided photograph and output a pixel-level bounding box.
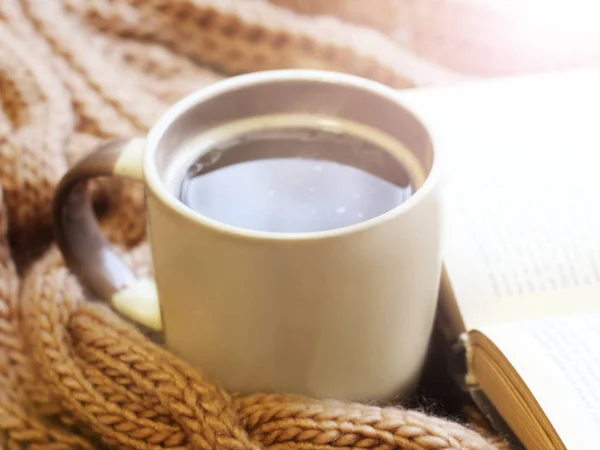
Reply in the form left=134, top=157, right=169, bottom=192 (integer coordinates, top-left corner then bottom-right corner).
left=175, top=120, right=417, bottom=233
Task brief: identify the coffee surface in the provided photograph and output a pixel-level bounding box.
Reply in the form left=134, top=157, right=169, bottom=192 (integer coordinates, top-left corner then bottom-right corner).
left=177, top=126, right=415, bottom=233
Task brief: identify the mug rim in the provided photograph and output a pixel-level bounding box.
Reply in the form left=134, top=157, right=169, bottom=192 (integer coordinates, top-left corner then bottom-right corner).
left=144, top=69, right=440, bottom=241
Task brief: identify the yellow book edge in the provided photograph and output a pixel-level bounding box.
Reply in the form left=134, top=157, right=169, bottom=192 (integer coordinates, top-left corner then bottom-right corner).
left=462, top=331, right=564, bottom=450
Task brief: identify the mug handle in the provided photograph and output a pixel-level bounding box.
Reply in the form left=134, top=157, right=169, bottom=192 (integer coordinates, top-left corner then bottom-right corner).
left=53, top=137, right=162, bottom=331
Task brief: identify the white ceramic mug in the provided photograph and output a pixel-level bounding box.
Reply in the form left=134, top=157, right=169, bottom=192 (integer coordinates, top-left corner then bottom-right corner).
left=53, top=70, right=443, bottom=401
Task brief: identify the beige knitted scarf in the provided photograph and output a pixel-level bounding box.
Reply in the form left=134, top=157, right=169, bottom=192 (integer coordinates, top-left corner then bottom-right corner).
left=0, top=1, right=507, bottom=449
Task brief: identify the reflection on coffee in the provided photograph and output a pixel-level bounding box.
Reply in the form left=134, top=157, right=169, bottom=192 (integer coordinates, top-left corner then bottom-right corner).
left=177, top=126, right=415, bottom=233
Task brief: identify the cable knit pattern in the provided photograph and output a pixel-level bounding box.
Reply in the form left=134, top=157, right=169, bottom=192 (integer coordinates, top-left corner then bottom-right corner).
left=0, top=1, right=507, bottom=449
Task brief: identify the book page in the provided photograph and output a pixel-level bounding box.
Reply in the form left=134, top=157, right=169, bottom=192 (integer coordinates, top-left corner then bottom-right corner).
left=481, top=311, right=600, bottom=450
left=399, top=70, right=600, bottom=333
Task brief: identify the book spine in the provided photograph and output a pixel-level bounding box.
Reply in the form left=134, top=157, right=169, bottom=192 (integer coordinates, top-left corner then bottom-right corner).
left=456, top=334, right=525, bottom=449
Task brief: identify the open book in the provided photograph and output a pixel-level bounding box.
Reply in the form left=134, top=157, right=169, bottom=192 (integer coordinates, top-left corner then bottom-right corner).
left=398, top=69, right=600, bottom=450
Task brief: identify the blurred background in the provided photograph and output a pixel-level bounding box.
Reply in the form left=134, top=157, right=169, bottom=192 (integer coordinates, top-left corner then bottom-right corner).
left=269, top=0, right=600, bottom=77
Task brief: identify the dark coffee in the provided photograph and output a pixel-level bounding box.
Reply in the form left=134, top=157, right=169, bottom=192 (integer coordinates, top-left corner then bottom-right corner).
left=177, top=124, right=416, bottom=233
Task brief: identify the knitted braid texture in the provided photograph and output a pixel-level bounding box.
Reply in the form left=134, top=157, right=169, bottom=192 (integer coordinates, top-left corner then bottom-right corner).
left=0, top=1, right=506, bottom=449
